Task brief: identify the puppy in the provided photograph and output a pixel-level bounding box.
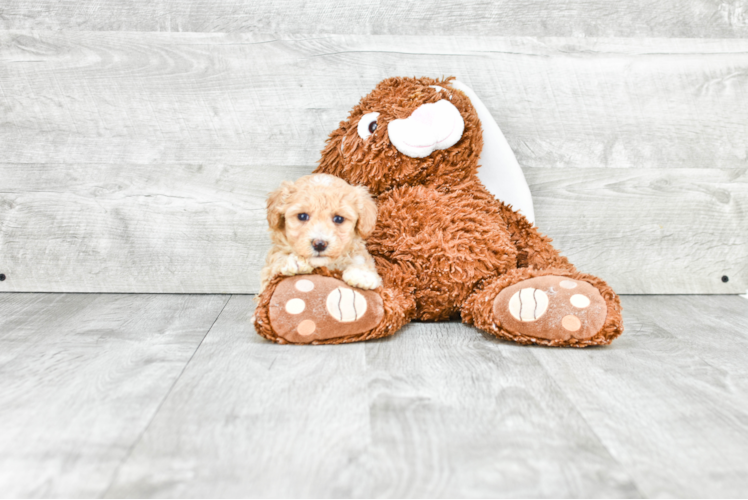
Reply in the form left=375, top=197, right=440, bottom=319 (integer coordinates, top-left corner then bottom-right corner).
left=261, top=173, right=382, bottom=292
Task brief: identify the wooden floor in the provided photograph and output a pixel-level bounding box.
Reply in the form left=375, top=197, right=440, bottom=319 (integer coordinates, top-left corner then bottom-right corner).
left=0, top=293, right=746, bottom=498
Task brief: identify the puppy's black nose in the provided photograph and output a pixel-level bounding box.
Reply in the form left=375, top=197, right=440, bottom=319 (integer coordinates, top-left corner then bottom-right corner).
left=312, top=239, right=328, bottom=252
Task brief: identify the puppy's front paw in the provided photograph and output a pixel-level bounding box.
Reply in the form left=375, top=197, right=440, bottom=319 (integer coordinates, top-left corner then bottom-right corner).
left=280, top=255, right=314, bottom=276
left=342, top=267, right=382, bottom=290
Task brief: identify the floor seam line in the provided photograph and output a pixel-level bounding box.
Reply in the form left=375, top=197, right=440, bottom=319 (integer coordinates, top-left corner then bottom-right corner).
left=99, top=294, right=233, bottom=498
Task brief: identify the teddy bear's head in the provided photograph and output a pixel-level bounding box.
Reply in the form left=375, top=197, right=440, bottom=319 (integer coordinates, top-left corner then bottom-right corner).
left=315, top=77, right=483, bottom=196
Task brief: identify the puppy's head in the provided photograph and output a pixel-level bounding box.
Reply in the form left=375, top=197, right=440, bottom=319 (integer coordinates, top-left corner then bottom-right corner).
left=267, top=174, right=377, bottom=264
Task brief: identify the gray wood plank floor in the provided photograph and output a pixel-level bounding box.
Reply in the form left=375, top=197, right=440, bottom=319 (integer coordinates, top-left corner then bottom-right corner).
left=1, top=293, right=747, bottom=497
left=0, top=293, right=230, bottom=498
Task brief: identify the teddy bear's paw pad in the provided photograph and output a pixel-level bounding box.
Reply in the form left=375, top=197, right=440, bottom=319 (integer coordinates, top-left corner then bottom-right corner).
left=268, top=275, right=384, bottom=344
left=493, top=276, right=607, bottom=342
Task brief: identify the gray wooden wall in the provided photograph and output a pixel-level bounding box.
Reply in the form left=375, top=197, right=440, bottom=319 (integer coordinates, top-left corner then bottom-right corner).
left=0, top=1, right=746, bottom=294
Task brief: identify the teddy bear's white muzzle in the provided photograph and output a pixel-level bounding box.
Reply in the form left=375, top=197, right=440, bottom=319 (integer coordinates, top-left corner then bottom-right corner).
left=387, top=100, right=465, bottom=158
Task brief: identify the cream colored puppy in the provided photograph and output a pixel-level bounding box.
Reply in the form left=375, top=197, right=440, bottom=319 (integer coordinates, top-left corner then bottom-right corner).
left=261, top=174, right=382, bottom=292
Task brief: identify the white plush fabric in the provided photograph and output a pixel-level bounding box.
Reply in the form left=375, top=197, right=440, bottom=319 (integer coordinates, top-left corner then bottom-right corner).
left=387, top=100, right=465, bottom=159
left=450, top=80, right=535, bottom=224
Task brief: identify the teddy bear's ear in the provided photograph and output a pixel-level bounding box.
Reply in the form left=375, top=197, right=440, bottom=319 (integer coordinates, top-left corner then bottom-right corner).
left=266, top=181, right=295, bottom=231
left=353, top=185, right=378, bottom=239
left=449, top=80, right=535, bottom=225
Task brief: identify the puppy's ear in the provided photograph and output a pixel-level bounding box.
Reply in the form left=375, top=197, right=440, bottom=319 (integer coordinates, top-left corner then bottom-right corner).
left=353, top=185, right=378, bottom=238
left=266, top=181, right=295, bottom=231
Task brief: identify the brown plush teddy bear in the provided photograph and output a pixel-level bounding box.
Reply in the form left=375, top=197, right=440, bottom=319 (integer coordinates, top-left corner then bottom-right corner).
left=254, top=76, right=623, bottom=347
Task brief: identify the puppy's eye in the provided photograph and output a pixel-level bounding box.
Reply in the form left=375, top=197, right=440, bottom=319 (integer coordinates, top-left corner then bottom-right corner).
left=357, top=112, right=380, bottom=140
left=297, top=213, right=309, bottom=222
left=333, top=215, right=345, bottom=224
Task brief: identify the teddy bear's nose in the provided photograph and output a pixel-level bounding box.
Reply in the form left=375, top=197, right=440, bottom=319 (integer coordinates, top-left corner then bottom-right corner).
left=312, top=239, right=328, bottom=252
left=387, top=99, right=464, bottom=159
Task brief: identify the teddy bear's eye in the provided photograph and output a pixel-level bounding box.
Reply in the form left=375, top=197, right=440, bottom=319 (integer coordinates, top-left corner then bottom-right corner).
left=297, top=213, right=309, bottom=222
left=357, top=112, right=380, bottom=141
left=333, top=215, right=345, bottom=224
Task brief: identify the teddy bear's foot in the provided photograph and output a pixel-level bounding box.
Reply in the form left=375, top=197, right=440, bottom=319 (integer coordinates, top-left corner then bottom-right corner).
left=265, top=275, right=384, bottom=344
left=462, top=269, right=623, bottom=347
left=493, top=275, right=607, bottom=343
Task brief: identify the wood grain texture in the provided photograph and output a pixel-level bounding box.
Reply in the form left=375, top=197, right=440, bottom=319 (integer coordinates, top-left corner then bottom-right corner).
left=633, top=295, right=748, bottom=376
left=0, top=293, right=228, bottom=498
left=105, top=295, right=640, bottom=497
left=1, top=165, right=745, bottom=294
left=0, top=293, right=746, bottom=496
left=1, top=34, right=747, bottom=171
left=105, top=295, right=373, bottom=498
left=1, top=0, right=748, bottom=37
left=0, top=163, right=310, bottom=293
left=97, top=294, right=748, bottom=497
left=0, top=33, right=746, bottom=294
left=532, top=294, right=748, bottom=497
left=528, top=168, right=748, bottom=294
left=350, top=322, right=640, bottom=497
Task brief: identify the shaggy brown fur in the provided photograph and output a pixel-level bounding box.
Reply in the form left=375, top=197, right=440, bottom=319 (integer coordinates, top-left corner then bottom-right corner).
left=254, top=76, right=623, bottom=347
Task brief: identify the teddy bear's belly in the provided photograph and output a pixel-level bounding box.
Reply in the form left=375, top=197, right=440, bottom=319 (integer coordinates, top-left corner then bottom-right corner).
left=369, top=185, right=517, bottom=321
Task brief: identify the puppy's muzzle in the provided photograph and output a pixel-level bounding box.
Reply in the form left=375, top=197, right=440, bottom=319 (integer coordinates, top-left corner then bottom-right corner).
left=312, top=239, right=328, bottom=252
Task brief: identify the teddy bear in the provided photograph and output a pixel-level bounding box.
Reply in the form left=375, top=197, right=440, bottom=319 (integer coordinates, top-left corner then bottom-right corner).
left=253, top=76, right=623, bottom=347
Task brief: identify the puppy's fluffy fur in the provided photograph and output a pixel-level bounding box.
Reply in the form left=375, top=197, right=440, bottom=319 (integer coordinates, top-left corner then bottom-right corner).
left=261, top=174, right=382, bottom=292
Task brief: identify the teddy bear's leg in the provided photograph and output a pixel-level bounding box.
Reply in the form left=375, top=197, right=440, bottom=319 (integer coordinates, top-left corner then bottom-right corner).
left=462, top=267, right=623, bottom=347
left=253, top=268, right=415, bottom=345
